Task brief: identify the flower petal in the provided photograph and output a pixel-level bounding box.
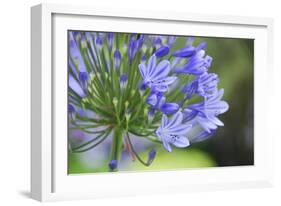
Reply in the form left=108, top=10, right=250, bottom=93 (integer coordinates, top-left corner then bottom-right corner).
left=208, top=116, right=224, bottom=126
left=168, top=124, right=192, bottom=135
left=69, top=75, right=86, bottom=98
left=162, top=140, right=172, bottom=152
left=146, top=93, right=158, bottom=106
left=150, top=60, right=170, bottom=80
left=147, top=55, right=157, bottom=76
left=172, top=136, right=190, bottom=148
left=173, top=46, right=195, bottom=57
left=138, top=63, right=147, bottom=79
left=166, top=112, right=183, bottom=128
left=151, top=85, right=168, bottom=93
left=160, top=103, right=179, bottom=115
left=153, top=76, right=177, bottom=86
left=161, top=114, right=169, bottom=128
left=190, top=129, right=216, bottom=143
left=196, top=116, right=217, bottom=133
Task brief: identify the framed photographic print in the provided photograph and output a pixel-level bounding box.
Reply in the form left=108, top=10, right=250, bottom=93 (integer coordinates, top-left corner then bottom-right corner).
left=31, top=3, right=274, bottom=201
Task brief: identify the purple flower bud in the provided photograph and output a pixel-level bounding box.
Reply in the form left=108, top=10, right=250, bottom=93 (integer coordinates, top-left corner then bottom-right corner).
left=196, top=42, right=207, bottom=51
left=148, top=109, right=155, bottom=123
left=114, top=49, right=122, bottom=70
left=173, top=46, right=196, bottom=57
left=147, top=149, right=156, bottom=164
left=119, top=74, right=128, bottom=90
left=141, top=55, right=146, bottom=63
left=107, top=33, right=114, bottom=52
left=69, top=32, right=87, bottom=73
left=160, top=102, right=180, bottom=115
left=95, top=36, right=103, bottom=50
left=78, top=72, right=89, bottom=94
left=79, top=72, right=89, bottom=83
left=68, top=104, right=75, bottom=113
left=128, top=37, right=139, bottom=64
left=155, top=45, right=170, bottom=57
left=153, top=37, right=162, bottom=47
left=95, top=37, right=102, bottom=45
left=168, top=36, right=176, bottom=46
left=108, top=160, right=118, bottom=170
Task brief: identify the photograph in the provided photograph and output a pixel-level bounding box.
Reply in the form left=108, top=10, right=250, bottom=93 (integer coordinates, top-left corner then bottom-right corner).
left=67, top=31, right=254, bottom=174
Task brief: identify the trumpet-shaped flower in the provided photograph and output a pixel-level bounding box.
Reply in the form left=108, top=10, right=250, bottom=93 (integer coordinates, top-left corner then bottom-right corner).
left=139, top=55, right=177, bottom=92
left=175, top=50, right=213, bottom=75
left=189, top=89, right=229, bottom=117
left=184, top=89, right=229, bottom=132
left=182, top=72, right=219, bottom=98
left=146, top=92, right=179, bottom=115
left=156, top=112, right=192, bottom=152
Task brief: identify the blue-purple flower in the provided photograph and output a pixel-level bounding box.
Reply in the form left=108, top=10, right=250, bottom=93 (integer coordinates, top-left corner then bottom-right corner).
left=175, top=50, right=213, bottom=75
left=146, top=92, right=179, bottom=115
left=139, top=55, right=177, bottom=92
left=156, top=112, right=192, bottom=152
left=182, top=72, right=219, bottom=98
left=184, top=89, right=229, bottom=132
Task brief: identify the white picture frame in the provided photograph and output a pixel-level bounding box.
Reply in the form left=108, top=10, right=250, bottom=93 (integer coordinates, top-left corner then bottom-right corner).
left=31, top=3, right=274, bottom=202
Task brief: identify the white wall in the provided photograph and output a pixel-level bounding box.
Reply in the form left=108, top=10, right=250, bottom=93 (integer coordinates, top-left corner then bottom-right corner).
left=0, top=0, right=280, bottom=205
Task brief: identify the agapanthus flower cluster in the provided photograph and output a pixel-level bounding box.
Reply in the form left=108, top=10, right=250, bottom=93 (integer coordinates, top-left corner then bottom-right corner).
left=68, top=31, right=229, bottom=171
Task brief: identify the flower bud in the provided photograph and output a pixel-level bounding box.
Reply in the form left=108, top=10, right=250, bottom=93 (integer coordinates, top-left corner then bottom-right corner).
left=81, top=38, right=87, bottom=49
left=125, top=101, right=129, bottom=109
left=141, top=54, right=146, bottom=64
left=107, top=33, right=114, bottom=52
left=112, top=97, right=118, bottom=106
left=147, top=149, right=156, bottom=164
left=119, top=74, right=128, bottom=90
left=108, top=159, right=117, bottom=170
left=155, top=45, right=170, bottom=57
left=148, top=109, right=155, bottom=123
left=114, top=49, right=122, bottom=70
left=95, top=36, right=103, bottom=51
left=125, top=112, right=131, bottom=121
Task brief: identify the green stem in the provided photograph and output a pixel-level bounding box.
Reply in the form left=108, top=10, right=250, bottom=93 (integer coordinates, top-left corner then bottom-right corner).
left=71, top=130, right=111, bottom=153
left=110, top=127, right=124, bottom=162
left=125, top=133, right=153, bottom=167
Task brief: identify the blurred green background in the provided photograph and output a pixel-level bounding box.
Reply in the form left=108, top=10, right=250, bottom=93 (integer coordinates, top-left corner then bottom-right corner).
left=69, top=35, right=254, bottom=173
